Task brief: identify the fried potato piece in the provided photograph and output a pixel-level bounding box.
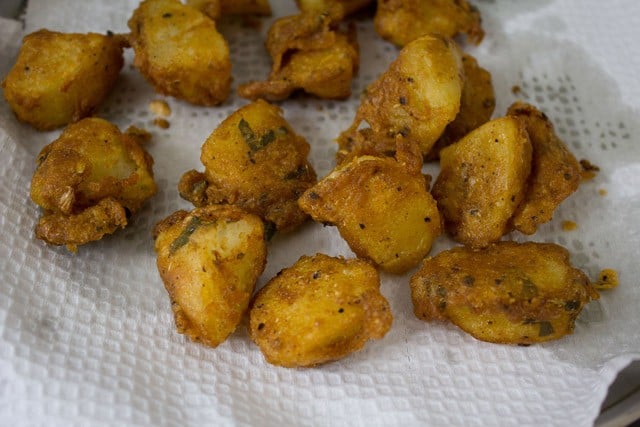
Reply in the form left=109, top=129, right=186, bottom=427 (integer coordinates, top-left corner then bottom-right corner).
left=154, top=205, right=267, bottom=348
left=299, top=140, right=442, bottom=273
left=507, top=102, right=581, bottom=234
left=187, top=0, right=271, bottom=20
left=410, top=241, right=599, bottom=345
left=178, top=99, right=317, bottom=233
left=238, top=11, right=359, bottom=101
left=249, top=254, right=392, bottom=367
left=375, top=0, right=483, bottom=47
left=2, top=29, right=126, bottom=131
left=432, top=116, right=532, bottom=248
left=30, top=118, right=157, bottom=251
left=128, top=0, right=231, bottom=105
left=426, top=53, right=495, bottom=160
left=295, top=0, right=372, bottom=18
left=337, top=34, right=463, bottom=158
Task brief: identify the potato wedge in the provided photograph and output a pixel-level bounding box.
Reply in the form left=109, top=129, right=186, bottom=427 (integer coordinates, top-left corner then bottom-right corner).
left=128, top=0, right=231, bottom=105
left=187, top=0, right=272, bottom=20
left=374, top=0, right=483, bottom=47
left=179, top=99, right=316, bottom=233
left=154, top=205, right=267, bottom=348
left=30, top=118, right=157, bottom=251
left=410, top=241, right=599, bottom=345
left=432, top=116, right=532, bottom=248
left=2, top=29, right=126, bottom=130
left=299, top=141, right=441, bottom=273
left=507, top=102, right=581, bottom=234
left=249, top=253, right=392, bottom=367
left=337, top=34, right=463, bottom=157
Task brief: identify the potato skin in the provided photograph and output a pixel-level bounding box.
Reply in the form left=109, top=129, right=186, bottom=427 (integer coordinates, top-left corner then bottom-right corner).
left=128, top=0, right=231, bottom=105
left=30, top=118, right=157, bottom=251
left=432, top=116, right=532, bottom=248
left=238, top=12, right=359, bottom=101
left=507, top=102, right=581, bottom=234
left=374, top=0, right=483, bottom=47
left=154, top=205, right=267, bottom=348
left=338, top=34, right=463, bottom=158
left=179, top=99, right=317, bottom=233
left=410, top=241, right=598, bottom=345
left=249, top=254, right=392, bottom=367
left=2, top=29, right=125, bottom=131
left=299, top=141, right=441, bottom=273
left=295, top=0, right=372, bottom=17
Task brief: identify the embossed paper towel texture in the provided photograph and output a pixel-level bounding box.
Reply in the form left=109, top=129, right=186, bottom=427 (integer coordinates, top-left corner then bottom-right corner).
left=1, top=1, right=639, bottom=426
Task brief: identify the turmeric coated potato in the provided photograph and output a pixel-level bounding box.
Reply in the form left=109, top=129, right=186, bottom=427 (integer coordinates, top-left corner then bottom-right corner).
left=2, top=29, right=126, bottom=130
left=30, top=118, right=157, bottom=251
left=154, top=205, right=267, bottom=348
left=432, top=116, right=532, bottom=248
left=186, top=0, right=272, bottom=20
left=375, top=0, right=483, bottom=47
left=410, top=241, right=599, bottom=345
left=128, top=0, right=231, bottom=105
left=178, top=99, right=317, bottom=233
left=299, top=140, right=442, bottom=273
left=295, top=0, right=372, bottom=18
left=507, top=102, right=581, bottom=234
left=337, top=34, right=463, bottom=158
left=238, top=11, right=359, bottom=101
left=427, top=53, right=495, bottom=160
left=249, top=254, right=392, bottom=367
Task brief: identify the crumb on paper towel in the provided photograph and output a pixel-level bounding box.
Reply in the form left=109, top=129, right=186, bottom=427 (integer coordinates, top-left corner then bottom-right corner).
left=595, top=269, right=618, bottom=290
left=562, top=220, right=577, bottom=231
left=511, top=85, right=521, bottom=94
left=580, top=159, right=600, bottom=181
left=598, top=188, right=607, bottom=196
left=153, top=118, right=170, bottom=129
left=149, top=99, right=171, bottom=117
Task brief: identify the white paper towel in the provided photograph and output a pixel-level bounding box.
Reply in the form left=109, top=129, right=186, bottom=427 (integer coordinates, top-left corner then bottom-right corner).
left=1, top=1, right=639, bottom=426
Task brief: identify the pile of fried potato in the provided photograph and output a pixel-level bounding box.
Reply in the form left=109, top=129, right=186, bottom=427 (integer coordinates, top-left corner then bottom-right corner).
left=2, top=0, right=614, bottom=368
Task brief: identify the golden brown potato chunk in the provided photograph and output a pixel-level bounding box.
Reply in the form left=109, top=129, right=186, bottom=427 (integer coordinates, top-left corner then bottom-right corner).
left=299, top=141, right=442, bottom=273
left=178, top=99, right=317, bottom=233
left=426, top=53, right=495, bottom=160
left=2, top=29, right=126, bottom=131
left=338, top=34, right=463, bottom=158
left=432, top=116, right=532, bottom=248
left=296, top=0, right=372, bottom=18
left=375, top=0, right=483, bottom=47
left=128, top=0, right=231, bottom=105
left=154, top=205, right=267, bottom=348
left=410, top=241, right=599, bottom=345
left=238, top=11, right=359, bottom=101
left=249, top=253, right=392, bottom=367
left=187, top=0, right=272, bottom=20
left=30, top=118, right=157, bottom=251
left=507, top=102, right=581, bottom=234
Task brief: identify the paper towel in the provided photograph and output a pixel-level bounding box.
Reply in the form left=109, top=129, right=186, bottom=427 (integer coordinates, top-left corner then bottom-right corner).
left=1, top=1, right=639, bottom=426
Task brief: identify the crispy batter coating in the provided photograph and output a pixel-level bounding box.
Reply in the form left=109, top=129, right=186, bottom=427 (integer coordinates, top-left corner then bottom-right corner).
left=178, top=99, right=317, bottom=233
left=410, top=241, right=599, bottom=345
left=374, top=0, right=483, bottom=47
left=426, top=53, right=495, bottom=160
left=299, top=140, right=442, bottom=273
left=337, top=34, right=463, bottom=158
left=507, top=102, right=581, bottom=234
left=249, top=254, right=392, bottom=367
left=30, top=118, right=157, bottom=251
left=187, top=0, right=272, bottom=20
left=238, top=11, right=359, bottom=101
left=154, top=205, right=267, bottom=348
left=128, top=0, right=231, bottom=105
left=295, top=0, right=372, bottom=18
left=2, top=29, right=126, bottom=131
left=432, top=116, right=532, bottom=248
